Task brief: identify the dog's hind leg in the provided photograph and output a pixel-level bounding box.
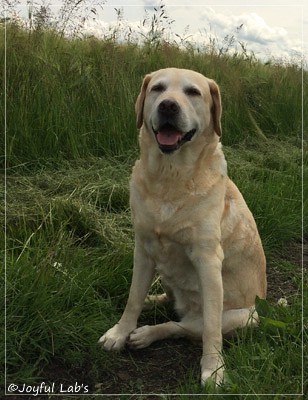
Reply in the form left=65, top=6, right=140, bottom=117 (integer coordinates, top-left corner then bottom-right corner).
left=129, top=307, right=258, bottom=348
left=128, top=316, right=203, bottom=349
left=222, top=306, right=259, bottom=336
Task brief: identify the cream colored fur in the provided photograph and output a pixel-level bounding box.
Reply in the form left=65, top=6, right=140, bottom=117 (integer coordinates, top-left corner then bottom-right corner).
left=99, top=68, right=266, bottom=386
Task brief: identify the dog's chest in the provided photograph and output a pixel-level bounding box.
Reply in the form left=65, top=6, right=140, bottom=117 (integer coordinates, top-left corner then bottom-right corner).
left=145, top=231, right=201, bottom=315
left=133, top=186, right=183, bottom=229
left=131, top=180, right=200, bottom=253
left=142, top=201, right=179, bottom=261
left=130, top=178, right=202, bottom=313
left=137, top=198, right=194, bottom=277
left=159, top=202, right=178, bottom=221
left=144, top=229, right=200, bottom=298
left=135, top=194, right=186, bottom=259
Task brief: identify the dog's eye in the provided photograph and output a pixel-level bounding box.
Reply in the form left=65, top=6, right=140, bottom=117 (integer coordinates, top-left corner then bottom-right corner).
left=151, top=83, right=166, bottom=93
left=185, top=87, right=201, bottom=96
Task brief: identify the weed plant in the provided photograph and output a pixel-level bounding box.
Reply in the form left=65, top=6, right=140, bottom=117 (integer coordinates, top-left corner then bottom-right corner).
left=1, top=19, right=307, bottom=397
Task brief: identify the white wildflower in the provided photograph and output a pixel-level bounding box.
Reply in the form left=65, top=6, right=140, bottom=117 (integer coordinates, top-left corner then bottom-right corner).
left=277, top=298, right=288, bottom=307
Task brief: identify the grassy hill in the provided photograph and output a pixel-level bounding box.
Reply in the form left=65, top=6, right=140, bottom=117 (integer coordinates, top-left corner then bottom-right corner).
left=1, top=24, right=307, bottom=397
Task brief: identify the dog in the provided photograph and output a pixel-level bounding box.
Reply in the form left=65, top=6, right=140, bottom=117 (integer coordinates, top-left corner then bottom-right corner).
left=99, top=68, right=267, bottom=386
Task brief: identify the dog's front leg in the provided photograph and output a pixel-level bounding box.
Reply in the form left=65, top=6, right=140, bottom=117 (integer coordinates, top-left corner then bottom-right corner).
left=188, top=241, right=225, bottom=386
left=99, top=237, right=155, bottom=351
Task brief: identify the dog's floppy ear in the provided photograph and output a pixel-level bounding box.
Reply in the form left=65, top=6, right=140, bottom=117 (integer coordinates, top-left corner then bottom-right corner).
left=208, top=79, right=222, bottom=137
left=135, top=74, right=152, bottom=129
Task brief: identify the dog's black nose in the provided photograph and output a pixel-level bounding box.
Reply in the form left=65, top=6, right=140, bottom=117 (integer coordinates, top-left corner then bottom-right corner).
left=158, top=99, right=180, bottom=115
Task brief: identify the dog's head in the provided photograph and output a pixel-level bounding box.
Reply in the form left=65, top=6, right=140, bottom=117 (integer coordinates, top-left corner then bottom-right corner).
left=135, top=68, right=222, bottom=155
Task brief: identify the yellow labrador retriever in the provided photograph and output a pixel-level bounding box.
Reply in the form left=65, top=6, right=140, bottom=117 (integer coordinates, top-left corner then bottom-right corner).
left=99, top=68, right=267, bottom=386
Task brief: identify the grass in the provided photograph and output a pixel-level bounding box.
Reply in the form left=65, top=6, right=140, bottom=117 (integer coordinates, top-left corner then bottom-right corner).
left=179, top=297, right=304, bottom=397
left=2, top=24, right=303, bottom=166
left=1, top=23, right=307, bottom=397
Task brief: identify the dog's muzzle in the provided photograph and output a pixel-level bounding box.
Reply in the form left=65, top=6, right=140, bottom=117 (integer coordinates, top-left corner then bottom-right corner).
left=153, top=99, right=197, bottom=154
left=153, top=124, right=197, bottom=154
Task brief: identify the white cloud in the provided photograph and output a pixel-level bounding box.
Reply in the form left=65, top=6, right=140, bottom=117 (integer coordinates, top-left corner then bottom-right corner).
left=196, top=7, right=302, bottom=61
left=13, top=1, right=303, bottom=63
left=140, top=4, right=303, bottom=61
left=237, top=13, right=287, bottom=44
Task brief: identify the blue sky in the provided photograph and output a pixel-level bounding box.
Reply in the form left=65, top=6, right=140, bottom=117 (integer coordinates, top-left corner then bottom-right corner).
left=9, top=0, right=307, bottom=63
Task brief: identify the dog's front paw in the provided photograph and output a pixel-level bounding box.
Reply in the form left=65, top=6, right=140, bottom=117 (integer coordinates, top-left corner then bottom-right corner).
left=98, top=323, right=133, bottom=351
left=200, top=355, right=224, bottom=387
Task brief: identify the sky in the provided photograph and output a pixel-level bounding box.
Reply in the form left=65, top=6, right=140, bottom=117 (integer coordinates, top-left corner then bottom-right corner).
left=10, top=0, right=308, bottom=64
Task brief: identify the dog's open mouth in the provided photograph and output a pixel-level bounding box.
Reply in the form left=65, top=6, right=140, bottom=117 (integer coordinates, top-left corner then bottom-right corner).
left=153, top=123, right=197, bottom=154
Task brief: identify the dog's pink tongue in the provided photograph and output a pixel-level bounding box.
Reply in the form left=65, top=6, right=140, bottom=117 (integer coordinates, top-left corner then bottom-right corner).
left=156, top=131, right=182, bottom=146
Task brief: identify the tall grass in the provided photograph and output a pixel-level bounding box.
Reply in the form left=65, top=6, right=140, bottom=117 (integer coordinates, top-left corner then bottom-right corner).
left=2, top=22, right=307, bottom=396
left=1, top=24, right=304, bottom=166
